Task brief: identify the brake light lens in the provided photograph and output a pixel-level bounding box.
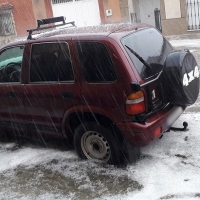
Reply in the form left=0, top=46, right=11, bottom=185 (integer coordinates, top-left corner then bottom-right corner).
left=125, top=91, right=145, bottom=115
left=154, top=127, right=162, bottom=137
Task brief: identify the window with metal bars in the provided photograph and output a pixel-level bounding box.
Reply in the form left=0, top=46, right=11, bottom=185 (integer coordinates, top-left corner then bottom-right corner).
left=52, top=0, right=82, bottom=4
left=186, top=0, right=200, bottom=30
left=52, top=0, right=73, bottom=4
left=0, top=10, right=15, bottom=36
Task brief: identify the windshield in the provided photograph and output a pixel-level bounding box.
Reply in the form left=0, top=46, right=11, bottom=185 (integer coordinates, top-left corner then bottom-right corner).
left=0, top=46, right=24, bottom=69
left=121, top=28, right=173, bottom=79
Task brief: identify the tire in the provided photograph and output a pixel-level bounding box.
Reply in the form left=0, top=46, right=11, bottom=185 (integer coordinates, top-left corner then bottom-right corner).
left=161, top=50, right=199, bottom=106
left=74, top=122, right=124, bottom=165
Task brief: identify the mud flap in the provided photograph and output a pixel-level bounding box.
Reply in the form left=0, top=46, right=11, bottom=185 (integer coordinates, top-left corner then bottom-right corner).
left=122, top=141, right=141, bottom=164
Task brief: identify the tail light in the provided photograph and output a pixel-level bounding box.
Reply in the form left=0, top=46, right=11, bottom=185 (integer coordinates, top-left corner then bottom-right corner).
left=125, top=91, right=145, bottom=115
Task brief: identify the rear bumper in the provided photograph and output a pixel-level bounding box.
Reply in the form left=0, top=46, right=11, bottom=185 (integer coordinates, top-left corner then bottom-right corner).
left=116, top=105, right=184, bottom=146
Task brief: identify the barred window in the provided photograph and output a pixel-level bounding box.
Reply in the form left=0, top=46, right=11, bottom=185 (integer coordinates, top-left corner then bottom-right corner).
left=186, top=0, right=200, bottom=30
left=52, top=0, right=73, bottom=4
left=0, top=8, right=15, bottom=36
left=52, top=0, right=81, bottom=4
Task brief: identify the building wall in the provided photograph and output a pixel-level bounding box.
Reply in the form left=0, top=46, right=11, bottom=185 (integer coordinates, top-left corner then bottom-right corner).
left=102, top=0, right=130, bottom=23
left=160, top=0, right=199, bottom=36
left=0, top=35, right=18, bottom=47
left=98, top=0, right=106, bottom=23
left=44, top=0, right=53, bottom=19
left=32, top=0, right=47, bottom=21
left=32, top=0, right=53, bottom=24
left=0, top=0, right=36, bottom=36
left=131, top=0, right=141, bottom=22
left=0, top=0, right=53, bottom=37
left=119, top=0, right=130, bottom=22
left=103, top=0, right=121, bottom=22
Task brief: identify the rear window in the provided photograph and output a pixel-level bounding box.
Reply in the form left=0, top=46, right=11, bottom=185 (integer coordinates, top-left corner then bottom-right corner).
left=121, top=28, right=173, bottom=79
left=77, top=42, right=117, bottom=83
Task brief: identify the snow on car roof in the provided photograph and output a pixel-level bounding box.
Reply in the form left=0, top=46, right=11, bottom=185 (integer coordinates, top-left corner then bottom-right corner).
left=0, top=23, right=149, bottom=49
left=39, top=23, right=149, bottom=38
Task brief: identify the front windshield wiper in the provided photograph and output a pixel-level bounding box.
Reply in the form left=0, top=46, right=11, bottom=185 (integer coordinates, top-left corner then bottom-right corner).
left=125, top=45, right=152, bottom=70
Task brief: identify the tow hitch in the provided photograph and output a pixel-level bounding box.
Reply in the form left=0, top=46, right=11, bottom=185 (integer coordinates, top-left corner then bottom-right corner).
left=169, top=121, right=188, bottom=132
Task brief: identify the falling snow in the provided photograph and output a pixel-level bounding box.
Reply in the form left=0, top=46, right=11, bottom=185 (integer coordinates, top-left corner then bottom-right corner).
left=0, top=36, right=200, bottom=200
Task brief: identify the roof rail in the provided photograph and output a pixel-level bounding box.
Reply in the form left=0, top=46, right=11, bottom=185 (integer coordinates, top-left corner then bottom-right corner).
left=27, top=16, right=76, bottom=40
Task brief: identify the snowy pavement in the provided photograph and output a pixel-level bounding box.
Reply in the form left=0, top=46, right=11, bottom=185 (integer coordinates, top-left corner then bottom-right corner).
left=0, top=113, right=200, bottom=200
left=0, top=38, right=200, bottom=200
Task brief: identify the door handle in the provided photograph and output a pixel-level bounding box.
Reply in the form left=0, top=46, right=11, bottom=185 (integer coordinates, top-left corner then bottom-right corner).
left=62, top=91, right=73, bottom=99
left=8, top=91, right=18, bottom=98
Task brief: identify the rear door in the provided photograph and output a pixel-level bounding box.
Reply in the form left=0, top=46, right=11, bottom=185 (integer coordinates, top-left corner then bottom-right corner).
left=74, top=40, right=125, bottom=117
left=22, top=41, right=81, bottom=134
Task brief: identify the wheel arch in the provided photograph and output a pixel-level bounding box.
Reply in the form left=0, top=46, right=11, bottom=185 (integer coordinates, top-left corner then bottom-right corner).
left=61, top=106, right=123, bottom=142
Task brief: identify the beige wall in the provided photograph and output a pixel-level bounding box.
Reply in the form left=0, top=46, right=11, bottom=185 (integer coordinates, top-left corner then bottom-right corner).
left=103, top=0, right=121, bottom=22
left=119, top=0, right=130, bottom=22
left=162, top=18, right=188, bottom=35
left=160, top=0, right=192, bottom=36
left=32, top=0, right=47, bottom=21
left=103, top=0, right=130, bottom=23
left=132, top=0, right=140, bottom=22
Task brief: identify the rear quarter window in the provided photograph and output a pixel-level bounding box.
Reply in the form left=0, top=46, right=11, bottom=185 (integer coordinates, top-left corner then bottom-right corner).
left=77, top=41, right=117, bottom=83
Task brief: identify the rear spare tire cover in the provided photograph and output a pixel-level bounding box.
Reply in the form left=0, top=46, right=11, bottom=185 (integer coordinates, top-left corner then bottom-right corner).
left=161, top=50, right=199, bottom=106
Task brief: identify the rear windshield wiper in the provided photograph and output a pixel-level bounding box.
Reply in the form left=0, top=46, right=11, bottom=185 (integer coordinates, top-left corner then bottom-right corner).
left=125, top=45, right=152, bottom=70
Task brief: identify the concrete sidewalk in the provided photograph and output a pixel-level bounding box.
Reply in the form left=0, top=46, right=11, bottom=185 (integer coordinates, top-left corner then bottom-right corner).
left=166, top=32, right=200, bottom=40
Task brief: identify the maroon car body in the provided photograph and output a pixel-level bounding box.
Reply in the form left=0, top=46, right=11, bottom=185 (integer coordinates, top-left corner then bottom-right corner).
left=0, top=20, right=198, bottom=164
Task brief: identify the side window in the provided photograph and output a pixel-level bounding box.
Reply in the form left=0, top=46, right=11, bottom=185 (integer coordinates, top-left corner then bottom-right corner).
left=30, top=42, right=74, bottom=82
left=0, top=46, right=24, bottom=83
left=77, top=42, right=117, bottom=83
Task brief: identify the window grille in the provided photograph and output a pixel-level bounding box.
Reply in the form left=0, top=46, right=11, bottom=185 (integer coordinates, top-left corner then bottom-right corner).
left=130, top=13, right=137, bottom=23
left=52, top=0, right=73, bottom=4
left=186, top=0, right=200, bottom=30
left=52, top=0, right=81, bottom=4
left=0, top=9, right=15, bottom=36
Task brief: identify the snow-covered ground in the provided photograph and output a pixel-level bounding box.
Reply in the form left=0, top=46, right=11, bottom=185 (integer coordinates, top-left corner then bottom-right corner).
left=170, top=39, right=200, bottom=48
left=0, top=38, right=200, bottom=200
left=0, top=113, right=200, bottom=200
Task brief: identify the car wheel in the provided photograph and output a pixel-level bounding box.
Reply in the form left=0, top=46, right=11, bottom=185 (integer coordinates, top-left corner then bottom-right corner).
left=74, top=122, right=123, bottom=165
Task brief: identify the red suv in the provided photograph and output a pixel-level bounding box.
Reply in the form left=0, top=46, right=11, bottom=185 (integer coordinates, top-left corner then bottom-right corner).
left=0, top=17, right=199, bottom=164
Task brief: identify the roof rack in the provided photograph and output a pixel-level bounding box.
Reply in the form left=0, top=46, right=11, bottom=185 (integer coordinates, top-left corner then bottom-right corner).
left=27, top=16, right=76, bottom=40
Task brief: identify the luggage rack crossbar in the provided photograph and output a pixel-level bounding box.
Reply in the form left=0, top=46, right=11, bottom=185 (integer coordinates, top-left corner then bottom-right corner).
left=27, top=16, right=76, bottom=39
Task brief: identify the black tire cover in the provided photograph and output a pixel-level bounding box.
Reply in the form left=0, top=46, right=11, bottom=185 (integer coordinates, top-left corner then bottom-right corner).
left=161, top=50, right=199, bottom=106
